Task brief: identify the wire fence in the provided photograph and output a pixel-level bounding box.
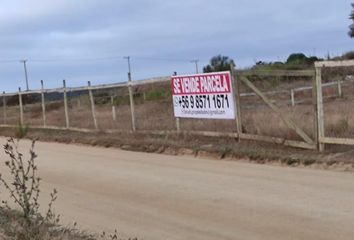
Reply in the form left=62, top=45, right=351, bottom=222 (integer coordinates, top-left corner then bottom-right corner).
left=0, top=71, right=351, bottom=148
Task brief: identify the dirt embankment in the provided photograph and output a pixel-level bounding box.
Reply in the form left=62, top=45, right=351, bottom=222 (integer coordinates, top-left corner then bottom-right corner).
left=0, top=126, right=353, bottom=171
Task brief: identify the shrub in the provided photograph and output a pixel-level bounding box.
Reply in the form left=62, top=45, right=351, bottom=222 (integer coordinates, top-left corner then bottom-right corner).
left=0, top=138, right=59, bottom=240
left=341, top=51, right=354, bottom=60
left=0, top=139, right=138, bottom=240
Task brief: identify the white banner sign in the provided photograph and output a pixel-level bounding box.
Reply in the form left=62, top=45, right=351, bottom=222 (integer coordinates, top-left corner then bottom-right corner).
left=171, top=71, right=236, bottom=119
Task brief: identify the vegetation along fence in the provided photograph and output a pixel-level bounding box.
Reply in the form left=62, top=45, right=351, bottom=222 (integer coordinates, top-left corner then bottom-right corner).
left=1, top=61, right=353, bottom=152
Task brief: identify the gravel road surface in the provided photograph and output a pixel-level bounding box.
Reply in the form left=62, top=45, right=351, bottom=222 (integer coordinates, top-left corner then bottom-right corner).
left=0, top=139, right=353, bottom=240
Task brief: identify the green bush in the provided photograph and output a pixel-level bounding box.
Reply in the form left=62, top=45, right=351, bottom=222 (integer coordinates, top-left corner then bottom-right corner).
left=145, top=89, right=169, bottom=101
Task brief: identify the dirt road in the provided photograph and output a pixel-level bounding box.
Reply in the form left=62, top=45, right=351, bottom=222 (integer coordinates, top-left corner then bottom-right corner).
left=0, top=139, right=353, bottom=240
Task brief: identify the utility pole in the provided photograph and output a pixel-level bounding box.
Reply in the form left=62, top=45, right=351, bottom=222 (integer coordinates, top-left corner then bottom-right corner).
left=124, top=56, right=136, bottom=132
left=124, top=56, right=132, bottom=80
left=20, top=60, right=29, bottom=91
left=191, top=59, right=199, bottom=74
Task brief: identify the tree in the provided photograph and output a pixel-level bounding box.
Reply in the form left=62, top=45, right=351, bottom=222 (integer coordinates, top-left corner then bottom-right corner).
left=286, top=53, right=318, bottom=66
left=349, top=3, right=354, bottom=38
left=286, top=53, right=307, bottom=65
left=203, top=55, right=235, bottom=73
left=342, top=51, right=354, bottom=59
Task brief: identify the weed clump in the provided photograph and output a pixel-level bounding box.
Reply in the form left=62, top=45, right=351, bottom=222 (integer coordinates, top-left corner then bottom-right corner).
left=15, top=124, right=29, bottom=139
left=0, top=138, right=58, bottom=240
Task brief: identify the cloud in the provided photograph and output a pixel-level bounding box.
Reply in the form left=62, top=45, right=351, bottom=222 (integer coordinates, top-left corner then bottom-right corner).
left=0, top=0, right=352, bottom=91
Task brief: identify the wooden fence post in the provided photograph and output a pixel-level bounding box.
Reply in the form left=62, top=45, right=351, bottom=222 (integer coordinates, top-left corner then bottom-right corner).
left=314, top=67, right=325, bottom=151
left=63, top=80, right=70, bottom=129
left=88, top=81, right=98, bottom=130
left=2, top=91, right=6, bottom=125
left=172, top=72, right=181, bottom=133
left=111, top=96, right=117, bottom=121
left=18, top=87, right=24, bottom=126
left=176, top=117, right=181, bottom=133
left=77, top=98, right=81, bottom=108
left=312, top=72, right=318, bottom=148
left=290, top=89, right=295, bottom=106
left=337, top=79, right=342, bottom=98
left=127, top=73, right=136, bottom=132
left=231, top=64, right=242, bottom=141
left=40, top=80, right=46, bottom=127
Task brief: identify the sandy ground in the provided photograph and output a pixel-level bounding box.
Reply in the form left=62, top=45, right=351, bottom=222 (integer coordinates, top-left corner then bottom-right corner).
left=0, top=139, right=354, bottom=240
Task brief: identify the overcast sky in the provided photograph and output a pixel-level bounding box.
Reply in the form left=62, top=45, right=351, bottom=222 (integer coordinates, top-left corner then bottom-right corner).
left=0, top=0, right=353, bottom=92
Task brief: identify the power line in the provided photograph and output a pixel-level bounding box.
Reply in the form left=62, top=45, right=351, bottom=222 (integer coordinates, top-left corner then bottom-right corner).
left=31, top=55, right=199, bottom=63
left=190, top=59, right=199, bottom=73
left=132, top=56, right=191, bottom=62
left=123, top=56, right=132, bottom=79
left=0, top=55, right=205, bottom=64
left=20, top=59, right=29, bottom=91
left=0, top=59, right=20, bottom=63
left=30, top=56, right=125, bottom=63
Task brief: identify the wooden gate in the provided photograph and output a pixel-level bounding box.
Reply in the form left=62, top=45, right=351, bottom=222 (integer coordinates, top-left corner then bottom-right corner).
left=314, top=60, right=354, bottom=151
left=233, top=68, right=317, bottom=150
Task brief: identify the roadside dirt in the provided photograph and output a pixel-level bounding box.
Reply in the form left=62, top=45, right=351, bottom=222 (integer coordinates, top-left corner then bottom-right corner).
left=1, top=126, right=354, bottom=171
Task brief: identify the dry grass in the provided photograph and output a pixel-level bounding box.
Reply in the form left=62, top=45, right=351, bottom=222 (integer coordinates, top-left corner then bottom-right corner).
left=0, top=204, right=133, bottom=240
left=241, top=105, right=314, bottom=140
